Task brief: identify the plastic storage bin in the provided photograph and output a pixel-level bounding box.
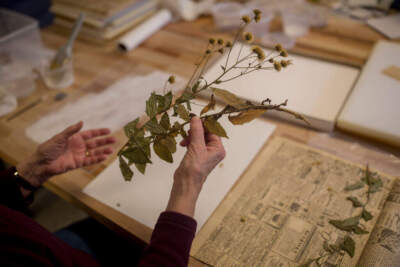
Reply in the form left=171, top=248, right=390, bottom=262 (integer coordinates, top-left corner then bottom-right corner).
left=0, top=9, right=45, bottom=98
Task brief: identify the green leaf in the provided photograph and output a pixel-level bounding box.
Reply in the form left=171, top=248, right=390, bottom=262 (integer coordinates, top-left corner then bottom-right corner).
left=157, top=91, right=173, bottom=113
left=192, top=81, right=200, bottom=93
left=135, top=163, right=146, bottom=175
left=341, top=236, right=355, bottom=258
left=204, top=117, right=228, bottom=138
left=145, top=117, right=167, bottom=135
left=124, top=118, right=139, bottom=138
left=212, top=87, right=246, bottom=109
left=353, top=225, right=369, bottom=235
left=160, top=136, right=177, bottom=153
left=122, top=147, right=150, bottom=164
left=347, top=196, right=363, bottom=208
left=344, top=181, right=364, bottom=191
left=154, top=141, right=173, bottom=163
left=119, top=156, right=133, bottom=181
left=160, top=113, right=170, bottom=130
left=146, top=92, right=158, bottom=118
left=176, top=104, right=190, bottom=121
left=362, top=209, right=373, bottom=221
left=228, top=109, right=266, bottom=125
left=176, top=91, right=194, bottom=104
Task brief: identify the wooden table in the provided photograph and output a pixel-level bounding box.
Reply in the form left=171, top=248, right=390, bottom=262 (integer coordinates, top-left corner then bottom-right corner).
left=1, top=15, right=399, bottom=266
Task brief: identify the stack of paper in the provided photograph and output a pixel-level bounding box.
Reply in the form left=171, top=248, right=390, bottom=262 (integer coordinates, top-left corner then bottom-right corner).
left=51, top=0, right=159, bottom=41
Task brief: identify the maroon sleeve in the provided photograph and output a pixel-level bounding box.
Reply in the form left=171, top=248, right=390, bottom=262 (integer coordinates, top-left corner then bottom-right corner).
left=0, top=167, right=32, bottom=212
left=139, top=211, right=197, bottom=267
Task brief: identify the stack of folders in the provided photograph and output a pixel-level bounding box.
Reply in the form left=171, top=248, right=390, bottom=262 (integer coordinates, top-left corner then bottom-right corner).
left=51, top=0, right=159, bottom=41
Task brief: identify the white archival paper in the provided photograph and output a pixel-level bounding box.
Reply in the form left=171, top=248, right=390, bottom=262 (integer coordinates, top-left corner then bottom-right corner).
left=83, top=102, right=276, bottom=232
left=26, top=71, right=179, bottom=143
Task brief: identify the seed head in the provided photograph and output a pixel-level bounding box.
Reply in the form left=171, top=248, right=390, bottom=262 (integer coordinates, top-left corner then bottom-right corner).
left=252, top=45, right=265, bottom=61
left=281, top=60, right=288, bottom=68
left=274, top=61, right=282, bottom=71
left=268, top=58, right=274, bottom=63
left=168, top=75, right=175, bottom=84
left=225, top=41, right=232, bottom=48
left=209, top=38, right=216, bottom=45
left=241, top=15, right=251, bottom=24
left=275, top=44, right=283, bottom=52
left=217, top=38, right=224, bottom=45
left=255, top=14, right=261, bottom=23
left=218, top=48, right=224, bottom=54
left=243, top=32, right=254, bottom=43
left=253, top=9, right=262, bottom=16
left=280, top=50, right=288, bottom=57
left=206, top=49, right=212, bottom=54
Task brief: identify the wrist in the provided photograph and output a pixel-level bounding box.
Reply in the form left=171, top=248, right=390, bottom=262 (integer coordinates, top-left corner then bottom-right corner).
left=166, top=178, right=202, bottom=218
left=16, top=154, right=45, bottom=188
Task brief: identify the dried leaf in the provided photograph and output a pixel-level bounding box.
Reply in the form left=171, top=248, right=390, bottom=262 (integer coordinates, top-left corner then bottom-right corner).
left=124, top=118, right=139, bottom=138
left=160, top=136, right=177, bottom=153
left=119, top=156, right=133, bottom=181
left=344, top=181, right=364, bottom=191
left=201, top=95, right=216, bottom=115
left=186, top=100, right=192, bottom=111
left=122, top=146, right=150, bottom=164
left=154, top=141, right=173, bottom=163
left=347, top=196, right=363, bottom=208
left=157, top=91, right=173, bottom=113
left=160, top=113, right=170, bottom=130
left=329, top=216, right=360, bottom=232
left=176, top=91, right=194, bottom=104
left=212, top=87, right=246, bottom=109
left=146, top=93, right=158, bottom=118
left=362, top=209, right=373, bottom=221
left=228, top=109, right=266, bottom=125
left=145, top=117, right=167, bottom=135
left=135, top=163, right=146, bottom=175
left=341, top=236, right=355, bottom=258
left=323, top=241, right=334, bottom=253
left=176, top=104, right=190, bottom=121
left=204, top=117, right=228, bottom=138
left=353, top=225, right=369, bottom=235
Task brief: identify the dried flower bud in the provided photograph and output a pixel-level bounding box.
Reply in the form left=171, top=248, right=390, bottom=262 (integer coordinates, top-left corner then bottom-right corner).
left=241, top=15, right=251, bottom=24
left=268, top=58, right=274, bottom=63
left=281, top=60, right=288, bottom=68
left=255, top=15, right=261, bottom=23
left=218, top=48, right=224, bottom=54
left=280, top=50, right=288, bottom=57
left=206, top=49, right=212, bottom=54
left=168, top=75, right=176, bottom=84
left=225, top=41, right=232, bottom=48
left=274, top=61, right=282, bottom=71
left=275, top=44, right=283, bottom=52
left=209, top=38, right=216, bottom=44
left=243, top=32, right=254, bottom=43
left=217, top=38, right=224, bottom=45
left=253, top=9, right=262, bottom=16
left=252, top=45, right=265, bottom=61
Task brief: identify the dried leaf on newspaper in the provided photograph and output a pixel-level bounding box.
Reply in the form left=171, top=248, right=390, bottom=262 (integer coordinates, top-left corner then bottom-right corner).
left=344, top=181, right=364, bottom=191
left=346, top=196, right=363, bottom=208
left=341, top=236, right=355, bottom=258
left=362, top=209, right=373, bottom=221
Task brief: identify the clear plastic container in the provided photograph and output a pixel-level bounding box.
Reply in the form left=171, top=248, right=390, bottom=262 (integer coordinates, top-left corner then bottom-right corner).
left=211, top=3, right=251, bottom=30
left=0, top=9, right=45, bottom=98
left=40, top=58, right=75, bottom=89
left=281, top=7, right=311, bottom=38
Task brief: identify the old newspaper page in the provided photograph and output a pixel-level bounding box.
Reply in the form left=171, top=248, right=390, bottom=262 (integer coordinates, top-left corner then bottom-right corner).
left=358, top=179, right=400, bottom=266
left=191, top=137, right=395, bottom=267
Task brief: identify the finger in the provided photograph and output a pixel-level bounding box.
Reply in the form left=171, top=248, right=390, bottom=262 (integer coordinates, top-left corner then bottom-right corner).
left=86, top=136, right=116, bottom=149
left=82, top=155, right=107, bottom=167
left=90, top=147, right=114, bottom=156
left=59, top=121, right=83, bottom=140
left=179, top=137, right=189, bottom=147
left=188, top=117, right=205, bottom=147
left=81, top=128, right=111, bottom=140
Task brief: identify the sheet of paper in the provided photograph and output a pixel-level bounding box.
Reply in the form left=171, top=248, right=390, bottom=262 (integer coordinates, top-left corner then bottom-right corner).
left=358, top=179, right=400, bottom=266
left=367, top=14, right=400, bottom=39
left=83, top=100, right=276, bottom=232
left=201, top=44, right=360, bottom=132
left=191, top=137, right=395, bottom=266
left=25, top=71, right=181, bottom=143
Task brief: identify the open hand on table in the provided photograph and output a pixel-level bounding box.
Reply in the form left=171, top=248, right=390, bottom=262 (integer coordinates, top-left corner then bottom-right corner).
left=16, top=121, right=116, bottom=188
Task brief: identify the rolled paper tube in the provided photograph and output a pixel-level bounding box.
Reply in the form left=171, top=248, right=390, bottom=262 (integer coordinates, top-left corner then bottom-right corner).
left=118, top=9, right=173, bottom=52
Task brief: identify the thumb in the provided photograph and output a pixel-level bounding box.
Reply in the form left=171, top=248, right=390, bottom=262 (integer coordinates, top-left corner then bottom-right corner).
left=59, top=121, right=83, bottom=140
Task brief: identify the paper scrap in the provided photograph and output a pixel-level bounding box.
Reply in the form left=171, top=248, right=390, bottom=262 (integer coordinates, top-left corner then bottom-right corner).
left=383, top=65, right=400, bottom=82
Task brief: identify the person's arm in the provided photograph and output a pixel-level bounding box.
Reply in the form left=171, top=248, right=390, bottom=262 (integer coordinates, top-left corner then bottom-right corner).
left=139, top=117, right=226, bottom=267
left=0, top=121, right=116, bottom=212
